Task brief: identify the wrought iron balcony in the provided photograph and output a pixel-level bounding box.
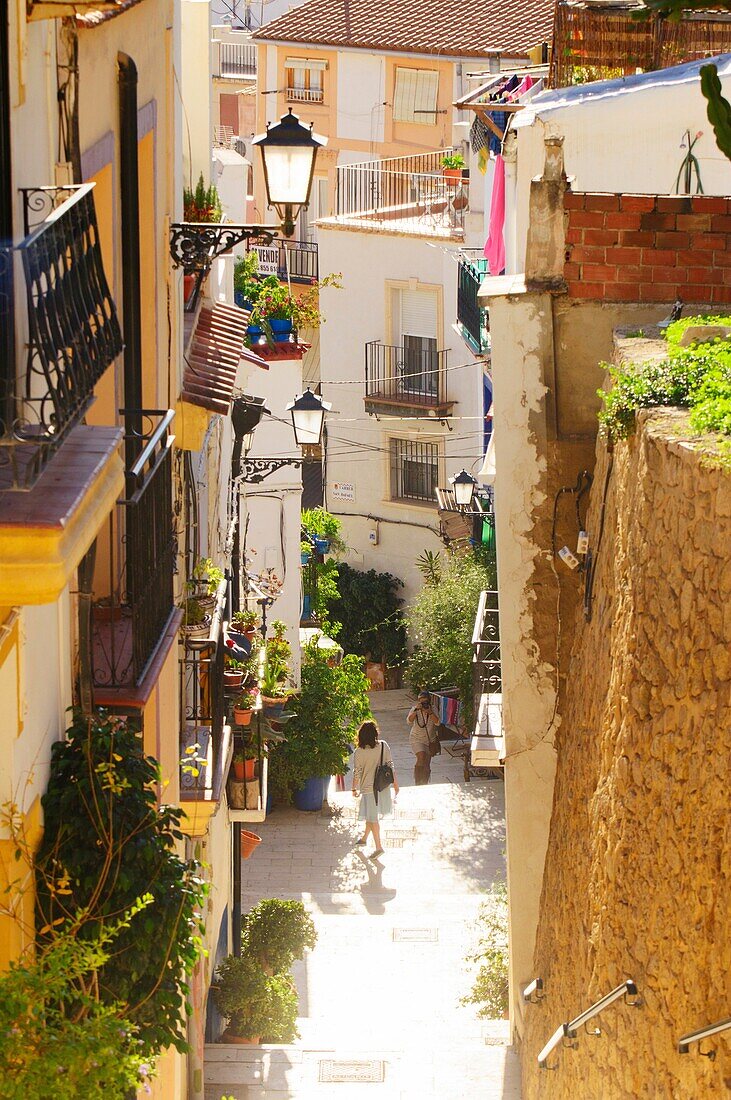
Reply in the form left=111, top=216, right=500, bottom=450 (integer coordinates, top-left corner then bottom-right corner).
left=0, top=184, right=123, bottom=490
left=333, top=150, right=468, bottom=238
left=457, top=249, right=490, bottom=354
left=277, top=238, right=318, bottom=283
left=91, top=411, right=178, bottom=700
left=472, top=588, right=501, bottom=698
left=364, top=341, right=451, bottom=415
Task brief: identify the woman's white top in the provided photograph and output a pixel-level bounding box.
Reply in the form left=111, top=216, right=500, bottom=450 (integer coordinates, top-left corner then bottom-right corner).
left=353, top=740, right=393, bottom=794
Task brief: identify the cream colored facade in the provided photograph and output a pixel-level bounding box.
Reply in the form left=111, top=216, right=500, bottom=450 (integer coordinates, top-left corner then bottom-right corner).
left=0, top=1, right=245, bottom=1097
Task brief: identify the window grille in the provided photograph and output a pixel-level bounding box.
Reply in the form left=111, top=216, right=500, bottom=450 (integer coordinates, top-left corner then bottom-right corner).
left=390, top=439, right=438, bottom=503
left=393, top=68, right=439, bottom=124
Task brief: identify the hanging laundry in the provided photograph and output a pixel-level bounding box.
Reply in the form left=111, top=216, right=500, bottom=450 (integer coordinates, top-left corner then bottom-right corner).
left=484, top=153, right=506, bottom=276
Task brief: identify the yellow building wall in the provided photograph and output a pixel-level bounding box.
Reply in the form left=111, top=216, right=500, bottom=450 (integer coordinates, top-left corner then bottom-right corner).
left=139, top=129, right=159, bottom=410
left=0, top=797, right=42, bottom=970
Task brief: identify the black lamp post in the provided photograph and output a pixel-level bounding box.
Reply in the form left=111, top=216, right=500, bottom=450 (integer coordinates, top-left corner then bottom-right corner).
left=450, top=468, right=477, bottom=509
left=252, top=109, right=327, bottom=238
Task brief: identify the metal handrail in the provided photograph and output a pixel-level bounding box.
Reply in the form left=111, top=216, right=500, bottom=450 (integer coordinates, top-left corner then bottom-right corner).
left=678, top=1017, right=731, bottom=1056
left=523, top=977, right=545, bottom=1004
left=538, top=980, right=641, bottom=1070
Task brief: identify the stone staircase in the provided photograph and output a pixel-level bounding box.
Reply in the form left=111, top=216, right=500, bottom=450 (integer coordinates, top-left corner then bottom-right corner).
left=204, top=1022, right=521, bottom=1099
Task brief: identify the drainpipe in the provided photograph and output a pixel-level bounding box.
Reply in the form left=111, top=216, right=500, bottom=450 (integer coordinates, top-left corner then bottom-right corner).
left=117, top=53, right=143, bottom=464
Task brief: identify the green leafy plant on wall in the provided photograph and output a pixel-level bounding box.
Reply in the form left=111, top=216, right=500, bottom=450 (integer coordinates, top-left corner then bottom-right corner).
left=598, top=315, right=731, bottom=442
left=35, top=710, right=209, bottom=1059
left=460, top=882, right=509, bottom=1019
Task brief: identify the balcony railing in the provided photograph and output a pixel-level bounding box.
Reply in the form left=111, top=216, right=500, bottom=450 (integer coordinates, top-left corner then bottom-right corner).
left=0, top=184, right=123, bottom=490
left=458, top=249, right=490, bottom=354
left=217, top=40, right=257, bottom=78
left=180, top=639, right=227, bottom=796
left=277, top=238, right=318, bottom=283
left=365, top=341, right=449, bottom=409
left=286, top=87, right=324, bottom=104
left=334, top=151, right=467, bottom=237
left=472, top=588, right=501, bottom=701
left=92, top=411, right=177, bottom=692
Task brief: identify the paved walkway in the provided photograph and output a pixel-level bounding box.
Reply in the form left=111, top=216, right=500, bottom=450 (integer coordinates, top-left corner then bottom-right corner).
left=206, top=689, right=521, bottom=1100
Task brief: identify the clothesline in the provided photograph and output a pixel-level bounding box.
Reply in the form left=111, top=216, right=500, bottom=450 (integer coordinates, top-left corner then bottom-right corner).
left=428, top=690, right=463, bottom=731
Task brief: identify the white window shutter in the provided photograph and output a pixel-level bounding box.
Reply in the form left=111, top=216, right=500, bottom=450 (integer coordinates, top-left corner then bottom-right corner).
left=394, top=67, right=438, bottom=124
left=399, top=288, right=438, bottom=340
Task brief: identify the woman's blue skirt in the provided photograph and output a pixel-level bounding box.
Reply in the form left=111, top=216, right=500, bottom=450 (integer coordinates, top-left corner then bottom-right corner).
left=358, top=788, right=393, bottom=822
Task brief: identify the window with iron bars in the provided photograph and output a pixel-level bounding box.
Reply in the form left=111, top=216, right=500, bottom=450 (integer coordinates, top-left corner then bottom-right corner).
left=389, top=438, right=438, bottom=503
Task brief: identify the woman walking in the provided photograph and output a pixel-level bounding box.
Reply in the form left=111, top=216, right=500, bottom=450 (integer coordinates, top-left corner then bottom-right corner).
left=351, top=720, right=398, bottom=858
left=407, top=691, right=440, bottom=785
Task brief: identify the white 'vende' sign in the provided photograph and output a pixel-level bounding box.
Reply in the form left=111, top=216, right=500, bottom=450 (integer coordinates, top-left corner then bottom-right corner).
left=252, top=244, right=279, bottom=276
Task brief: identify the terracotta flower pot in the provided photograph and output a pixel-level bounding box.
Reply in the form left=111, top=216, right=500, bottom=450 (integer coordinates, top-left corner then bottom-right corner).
left=224, top=671, right=245, bottom=691
left=221, top=1031, right=261, bottom=1045
left=233, top=707, right=253, bottom=727
left=443, top=167, right=462, bottom=181
left=241, top=830, right=261, bottom=860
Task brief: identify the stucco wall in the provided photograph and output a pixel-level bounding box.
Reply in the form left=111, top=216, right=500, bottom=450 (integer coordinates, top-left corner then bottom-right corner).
left=318, top=224, right=485, bottom=606
left=522, top=410, right=731, bottom=1098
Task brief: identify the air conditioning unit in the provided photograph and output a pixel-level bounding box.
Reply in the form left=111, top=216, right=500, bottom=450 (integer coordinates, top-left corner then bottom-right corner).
left=232, top=137, right=248, bottom=159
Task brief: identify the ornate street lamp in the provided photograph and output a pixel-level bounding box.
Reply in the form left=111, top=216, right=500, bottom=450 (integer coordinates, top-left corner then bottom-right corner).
left=450, top=468, right=477, bottom=509
left=252, top=109, right=327, bottom=237
left=287, top=387, right=331, bottom=447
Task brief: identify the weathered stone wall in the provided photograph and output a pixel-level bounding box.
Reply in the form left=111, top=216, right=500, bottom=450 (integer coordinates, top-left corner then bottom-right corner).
left=522, top=409, right=731, bottom=1098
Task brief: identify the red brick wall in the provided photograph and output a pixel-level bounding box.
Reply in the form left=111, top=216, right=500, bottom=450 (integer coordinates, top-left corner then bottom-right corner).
left=563, top=193, right=731, bottom=305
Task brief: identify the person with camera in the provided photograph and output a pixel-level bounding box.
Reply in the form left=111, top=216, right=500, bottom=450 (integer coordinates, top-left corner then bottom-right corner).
left=407, top=691, right=440, bottom=785
left=352, top=720, right=399, bottom=859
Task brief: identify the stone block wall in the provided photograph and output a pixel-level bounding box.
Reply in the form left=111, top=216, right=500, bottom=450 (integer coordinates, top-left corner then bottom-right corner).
left=521, top=409, right=731, bottom=1098
left=563, top=192, right=731, bottom=305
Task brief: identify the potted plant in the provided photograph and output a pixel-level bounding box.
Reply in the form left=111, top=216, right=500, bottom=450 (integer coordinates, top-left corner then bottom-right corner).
left=260, top=653, right=290, bottom=718
left=180, top=596, right=211, bottom=641
left=183, top=173, right=223, bottom=223
left=224, top=656, right=247, bottom=691
left=232, top=742, right=258, bottom=781
left=301, top=540, right=312, bottom=565
left=441, top=152, right=466, bottom=180
left=250, top=283, right=296, bottom=342
left=301, top=507, right=347, bottom=558
left=233, top=251, right=260, bottom=310
left=190, top=557, right=225, bottom=613
left=233, top=690, right=258, bottom=728
left=241, top=899, right=317, bottom=975
left=230, top=608, right=259, bottom=646
left=213, top=955, right=298, bottom=1044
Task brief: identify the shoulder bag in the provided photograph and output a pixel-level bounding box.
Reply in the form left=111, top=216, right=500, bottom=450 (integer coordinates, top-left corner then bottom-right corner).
left=373, top=743, right=394, bottom=803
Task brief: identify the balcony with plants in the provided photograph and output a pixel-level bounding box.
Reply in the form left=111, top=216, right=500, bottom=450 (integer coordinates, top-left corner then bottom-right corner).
left=329, top=149, right=469, bottom=239
left=0, top=184, right=125, bottom=605
left=91, top=410, right=179, bottom=707
left=457, top=249, right=490, bottom=355
left=178, top=557, right=232, bottom=835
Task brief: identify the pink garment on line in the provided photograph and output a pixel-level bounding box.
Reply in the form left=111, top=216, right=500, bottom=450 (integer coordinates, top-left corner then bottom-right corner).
left=484, top=153, right=506, bottom=276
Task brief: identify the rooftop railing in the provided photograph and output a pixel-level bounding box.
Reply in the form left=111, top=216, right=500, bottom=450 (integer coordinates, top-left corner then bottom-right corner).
left=334, top=150, right=468, bottom=236
left=216, top=40, right=257, bottom=78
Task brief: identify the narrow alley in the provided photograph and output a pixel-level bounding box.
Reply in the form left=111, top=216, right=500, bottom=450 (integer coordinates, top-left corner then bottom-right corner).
left=205, top=689, right=520, bottom=1100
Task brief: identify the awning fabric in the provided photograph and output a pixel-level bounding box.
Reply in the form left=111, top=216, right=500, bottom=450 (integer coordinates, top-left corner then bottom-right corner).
left=183, top=303, right=267, bottom=416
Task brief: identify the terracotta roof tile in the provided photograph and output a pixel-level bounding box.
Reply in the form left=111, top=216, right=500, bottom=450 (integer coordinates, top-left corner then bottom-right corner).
left=183, top=304, right=267, bottom=416
left=75, top=0, right=144, bottom=28
left=255, top=0, right=554, bottom=57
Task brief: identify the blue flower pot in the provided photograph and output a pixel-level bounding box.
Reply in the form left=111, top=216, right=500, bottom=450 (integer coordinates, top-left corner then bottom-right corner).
left=294, top=776, right=329, bottom=812
left=247, top=324, right=263, bottom=340
left=269, top=318, right=293, bottom=342
left=234, top=290, right=252, bottom=309
left=301, top=595, right=312, bottom=621
left=301, top=550, right=311, bottom=565
left=266, top=791, right=274, bottom=815
left=262, top=698, right=287, bottom=719
left=313, top=537, right=330, bottom=555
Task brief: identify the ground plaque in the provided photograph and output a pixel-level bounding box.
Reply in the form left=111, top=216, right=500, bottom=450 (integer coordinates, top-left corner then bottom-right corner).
left=318, top=1059, right=385, bottom=1083
left=392, top=927, right=439, bottom=942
